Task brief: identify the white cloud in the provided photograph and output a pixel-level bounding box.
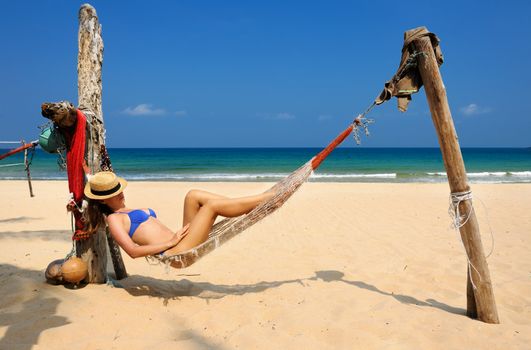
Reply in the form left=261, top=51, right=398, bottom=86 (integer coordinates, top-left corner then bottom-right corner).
left=258, top=112, right=296, bottom=120
left=122, top=104, right=166, bottom=116
left=460, top=103, right=492, bottom=116
left=276, top=112, right=295, bottom=120
left=175, top=110, right=187, bottom=117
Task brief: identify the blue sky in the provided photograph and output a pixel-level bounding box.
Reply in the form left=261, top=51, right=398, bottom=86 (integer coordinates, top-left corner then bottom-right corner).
left=1, top=0, right=530, bottom=147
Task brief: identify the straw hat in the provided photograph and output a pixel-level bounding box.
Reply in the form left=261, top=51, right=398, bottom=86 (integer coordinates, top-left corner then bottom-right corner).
left=84, top=171, right=128, bottom=200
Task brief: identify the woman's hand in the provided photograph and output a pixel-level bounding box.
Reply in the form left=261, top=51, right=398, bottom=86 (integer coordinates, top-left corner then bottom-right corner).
left=169, top=223, right=190, bottom=247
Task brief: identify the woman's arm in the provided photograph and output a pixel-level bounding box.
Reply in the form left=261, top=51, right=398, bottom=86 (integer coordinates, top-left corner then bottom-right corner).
left=107, top=215, right=189, bottom=258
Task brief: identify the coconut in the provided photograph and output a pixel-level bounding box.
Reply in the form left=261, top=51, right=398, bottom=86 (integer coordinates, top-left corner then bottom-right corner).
left=45, top=258, right=65, bottom=284
left=61, top=257, right=88, bottom=284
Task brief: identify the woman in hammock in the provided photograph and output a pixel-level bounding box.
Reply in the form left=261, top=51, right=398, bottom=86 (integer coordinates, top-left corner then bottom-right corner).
left=84, top=171, right=274, bottom=259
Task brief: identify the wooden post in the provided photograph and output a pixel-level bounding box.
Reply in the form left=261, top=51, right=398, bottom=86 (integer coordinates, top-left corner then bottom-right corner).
left=23, top=146, right=35, bottom=197
left=412, top=33, right=499, bottom=323
left=106, top=227, right=127, bottom=279
left=77, top=4, right=127, bottom=282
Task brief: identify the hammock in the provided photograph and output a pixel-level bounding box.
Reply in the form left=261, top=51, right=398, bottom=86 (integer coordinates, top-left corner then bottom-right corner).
left=0, top=140, right=38, bottom=197
left=148, top=119, right=369, bottom=269
left=0, top=141, right=38, bottom=161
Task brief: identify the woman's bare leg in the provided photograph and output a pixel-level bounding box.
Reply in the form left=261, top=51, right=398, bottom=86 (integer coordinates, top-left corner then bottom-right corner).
left=182, top=189, right=227, bottom=226
left=167, top=191, right=274, bottom=254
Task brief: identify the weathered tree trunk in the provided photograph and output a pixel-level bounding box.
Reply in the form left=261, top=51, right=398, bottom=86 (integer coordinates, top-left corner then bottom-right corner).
left=76, top=4, right=107, bottom=283
left=78, top=4, right=103, bottom=119
left=106, top=227, right=127, bottom=279
left=413, top=33, right=499, bottom=323
left=77, top=4, right=127, bottom=282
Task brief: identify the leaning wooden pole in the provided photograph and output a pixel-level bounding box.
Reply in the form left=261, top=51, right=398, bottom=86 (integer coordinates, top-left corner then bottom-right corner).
left=413, top=34, right=499, bottom=323
left=77, top=4, right=127, bottom=282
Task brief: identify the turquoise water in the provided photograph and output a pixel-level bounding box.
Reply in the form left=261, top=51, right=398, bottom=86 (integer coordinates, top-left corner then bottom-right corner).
left=1, top=147, right=530, bottom=183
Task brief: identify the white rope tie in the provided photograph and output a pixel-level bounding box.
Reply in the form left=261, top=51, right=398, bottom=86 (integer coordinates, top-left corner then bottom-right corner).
left=67, top=193, right=87, bottom=213
left=449, top=190, right=481, bottom=290
left=476, top=196, right=495, bottom=259
left=449, top=191, right=474, bottom=229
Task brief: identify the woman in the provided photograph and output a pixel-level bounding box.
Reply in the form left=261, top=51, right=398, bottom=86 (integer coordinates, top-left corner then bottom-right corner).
left=84, top=171, right=274, bottom=258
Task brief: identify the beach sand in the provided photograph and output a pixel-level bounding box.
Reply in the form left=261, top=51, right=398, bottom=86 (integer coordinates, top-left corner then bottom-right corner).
left=1, top=180, right=530, bottom=349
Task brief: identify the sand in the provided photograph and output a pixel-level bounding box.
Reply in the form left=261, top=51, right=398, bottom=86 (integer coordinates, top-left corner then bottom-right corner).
left=0, top=180, right=530, bottom=349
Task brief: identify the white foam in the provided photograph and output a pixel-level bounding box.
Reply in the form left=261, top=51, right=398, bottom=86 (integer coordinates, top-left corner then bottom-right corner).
left=312, top=173, right=397, bottom=179
left=2, top=169, right=530, bottom=183
left=468, top=172, right=507, bottom=177
left=509, top=171, right=531, bottom=177
left=425, top=171, right=531, bottom=178
left=125, top=173, right=289, bottom=181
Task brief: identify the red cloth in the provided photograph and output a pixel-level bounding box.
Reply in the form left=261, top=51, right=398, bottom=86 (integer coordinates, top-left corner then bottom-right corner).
left=64, top=110, right=87, bottom=238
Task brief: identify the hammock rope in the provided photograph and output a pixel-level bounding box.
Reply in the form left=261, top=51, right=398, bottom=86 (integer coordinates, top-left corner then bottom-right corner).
left=0, top=140, right=38, bottom=197
left=148, top=115, right=373, bottom=269
left=0, top=140, right=38, bottom=161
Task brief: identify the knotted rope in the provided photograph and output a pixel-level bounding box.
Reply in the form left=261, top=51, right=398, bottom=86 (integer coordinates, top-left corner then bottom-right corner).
left=449, top=190, right=481, bottom=290
left=448, top=190, right=495, bottom=291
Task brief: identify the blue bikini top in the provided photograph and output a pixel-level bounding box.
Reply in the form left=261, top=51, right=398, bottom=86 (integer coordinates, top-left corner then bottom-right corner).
left=116, top=209, right=157, bottom=237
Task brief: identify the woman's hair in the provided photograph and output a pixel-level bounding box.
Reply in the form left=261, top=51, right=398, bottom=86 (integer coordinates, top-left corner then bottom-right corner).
left=83, top=199, right=114, bottom=235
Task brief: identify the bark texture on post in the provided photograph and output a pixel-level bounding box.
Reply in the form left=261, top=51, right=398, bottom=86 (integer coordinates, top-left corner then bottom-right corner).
left=78, top=4, right=103, bottom=118
left=106, top=227, right=127, bottom=279
left=413, top=33, right=499, bottom=323
left=76, top=4, right=107, bottom=283
left=77, top=4, right=127, bottom=282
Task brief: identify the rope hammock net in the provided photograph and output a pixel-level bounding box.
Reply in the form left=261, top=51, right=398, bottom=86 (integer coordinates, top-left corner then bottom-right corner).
left=147, top=118, right=370, bottom=269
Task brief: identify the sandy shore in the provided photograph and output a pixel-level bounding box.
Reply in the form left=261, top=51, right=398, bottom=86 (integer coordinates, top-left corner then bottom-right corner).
left=1, top=180, right=530, bottom=349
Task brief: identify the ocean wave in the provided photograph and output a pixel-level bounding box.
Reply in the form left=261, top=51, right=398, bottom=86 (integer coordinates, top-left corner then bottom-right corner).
left=426, top=172, right=447, bottom=176
left=126, top=172, right=398, bottom=180
left=0, top=176, right=66, bottom=180
left=311, top=173, right=397, bottom=178
left=125, top=173, right=289, bottom=181
left=1, top=170, right=530, bottom=183
left=510, top=171, right=531, bottom=177
left=426, top=171, right=531, bottom=178
left=468, top=172, right=507, bottom=177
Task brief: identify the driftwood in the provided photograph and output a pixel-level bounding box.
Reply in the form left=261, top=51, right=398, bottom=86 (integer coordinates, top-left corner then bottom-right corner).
left=106, top=227, right=127, bottom=279
left=41, top=101, right=77, bottom=128
left=78, top=4, right=103, bottom=117
left=76, top=4, right=127, bottom=282
left=412, top=30, right=499, bottom=323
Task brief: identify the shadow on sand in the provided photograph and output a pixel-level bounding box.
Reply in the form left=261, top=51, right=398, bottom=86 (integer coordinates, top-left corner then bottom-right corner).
left=0, top=229, right=71, bottom=241
left=121, top=269, right=466, bottom=316
left=0, top=216, right=43, bottom=224
left=0, top=263, right=231, bottom=350
left=0, top=264, right=69, bottom=350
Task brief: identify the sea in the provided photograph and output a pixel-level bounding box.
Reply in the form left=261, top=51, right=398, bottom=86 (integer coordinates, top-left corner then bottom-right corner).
left=1, top=147, right=530, bottom=183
